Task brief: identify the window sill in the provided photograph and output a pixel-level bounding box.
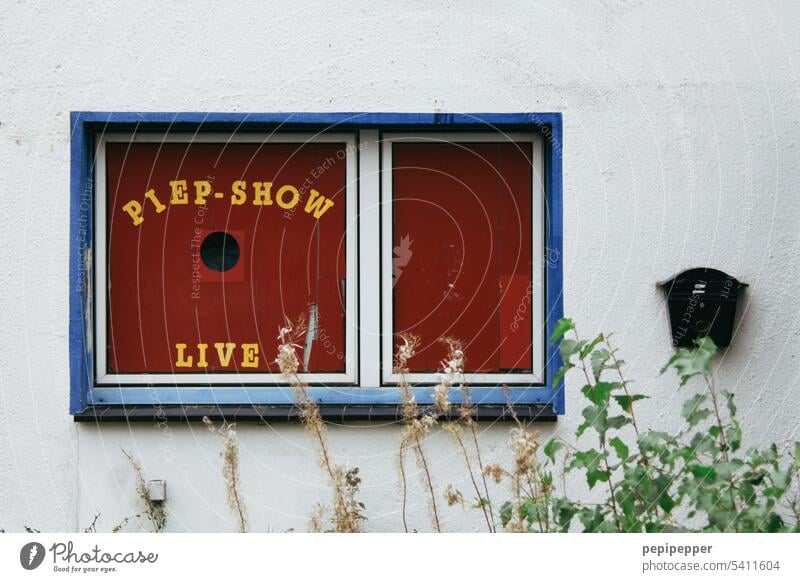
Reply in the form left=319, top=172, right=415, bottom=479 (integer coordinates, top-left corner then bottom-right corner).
left=72, top=403, right=557, bottom=423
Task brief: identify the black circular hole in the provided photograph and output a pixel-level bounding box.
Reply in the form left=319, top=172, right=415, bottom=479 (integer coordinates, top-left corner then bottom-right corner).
left=200, top=231, right=240, bottom=272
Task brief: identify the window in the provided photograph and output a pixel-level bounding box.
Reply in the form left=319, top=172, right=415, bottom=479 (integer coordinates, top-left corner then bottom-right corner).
left=380, top=133, right=544, bottom=386
left=70, top=113, right=563, bottom=420
left=96, top=132, right=357, bottom=386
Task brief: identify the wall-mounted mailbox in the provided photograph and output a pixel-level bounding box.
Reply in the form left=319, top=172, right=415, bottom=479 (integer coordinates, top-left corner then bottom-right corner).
left=659, top=268, right=746, bottom=348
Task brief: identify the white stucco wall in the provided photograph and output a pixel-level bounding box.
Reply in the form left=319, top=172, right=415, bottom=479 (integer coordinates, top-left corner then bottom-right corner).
left=1, top=0, right=799, bottom=532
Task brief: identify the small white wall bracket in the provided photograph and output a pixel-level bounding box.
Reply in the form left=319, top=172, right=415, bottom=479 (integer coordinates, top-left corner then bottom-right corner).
left=147, top=480, right=167, bottom=502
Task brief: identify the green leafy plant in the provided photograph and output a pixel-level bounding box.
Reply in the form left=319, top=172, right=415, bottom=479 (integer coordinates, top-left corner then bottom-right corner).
left=498, top=318, right=800, bottom=533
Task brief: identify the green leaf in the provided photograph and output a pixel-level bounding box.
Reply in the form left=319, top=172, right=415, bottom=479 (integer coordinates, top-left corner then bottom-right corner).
left=577, top=405, right=608, bottom=439
left=610, top=436, right=629, bottom=461
left=690, top=432, right=719, bottom=455
left=771, top=469, right=791, bottom=492
left=587, top=469, right=609, bottom=489
left=550, top=318, right=574, bottom=343
left=722, top=389, right=737, bottom=417
left=613, top=394, right=648, bottom=415
left=682, top=394, right=712, bottom=427
left=552, top=362, right=573, bottom=387
left=715, top=460, right=743, bottom=480
left=522, top=499, right=545, bottom=529
left=553, top=498, right=578, bottom=530
left=544, top=439, right=565, bottom=463
left=725, top=421, right=742, bottom=452
left=764, top=513, right=785, bottom=533
left=499, top=501, right=513, bottom=527
left=672, top=445, right=696, bottom=462
left=560, top=339, right=586, bottom=362
left=653, top=476, right=675, bottom=513
left=473, top=498, right=491, bottom=509
left=638, top=431, right=674, bottom=454
left=590, top=348, right=611, bottom=379
left=580, top=334, right=604, bottom=360
left=661, top=337, right=717, bottom=386
left=689, top=464, right=718, bottom=481
left=578, top=507, right=615, bottom=532
left=581, top=382, right=615, bottom=406
left=569, top=449, right=608, bottom=489
left=607, top=415, right=631, bottom=431
left=738, top=480, right=755, bottom=503
left=795, top=442, right=800, bottom=469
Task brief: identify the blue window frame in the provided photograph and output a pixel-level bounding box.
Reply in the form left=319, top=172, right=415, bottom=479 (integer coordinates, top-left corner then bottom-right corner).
left=69, top=112, right=563, bottom=420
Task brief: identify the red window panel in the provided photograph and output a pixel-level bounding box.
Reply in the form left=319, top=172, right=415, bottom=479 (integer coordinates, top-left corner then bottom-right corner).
left=105, top=141, right=347, bottom=374
left=392, top=141, right=534, bottom=373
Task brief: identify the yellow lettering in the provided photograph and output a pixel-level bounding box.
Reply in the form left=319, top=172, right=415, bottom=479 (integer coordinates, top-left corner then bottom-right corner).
left=276, top=185, right=299, bottom=210
left=194, top=181, right=212, bottom=205
left=196, top=343, right=208, bottom=367
left=231, top=180, right=246, bottom=205
left=252, top=182, right=273, bottom=206
left=170, top=180, right=189, bottom=204
left=175, top=343, right=193, bottom=367
left=126, top=181, right=331, bottom=223
left=122, top=200, right=143, bottom=226
left=214, top=342, right=236, bottom=367
left=143, top=188, right=166, bottom=214
left=304, top=189, right=335, bottom=219
left=241, top=343, right=259, bottom=368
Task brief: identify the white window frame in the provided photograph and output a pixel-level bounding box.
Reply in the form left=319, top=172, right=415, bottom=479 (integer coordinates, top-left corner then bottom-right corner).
left=94, top=131, right=359, bottom=386
left=378, top=132, right=546, bottom=386
left=93, top=129, right=544, bottom=389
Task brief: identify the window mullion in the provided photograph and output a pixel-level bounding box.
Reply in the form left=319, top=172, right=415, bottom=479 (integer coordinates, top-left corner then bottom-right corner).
left=358, top=130, right=381, bottom=386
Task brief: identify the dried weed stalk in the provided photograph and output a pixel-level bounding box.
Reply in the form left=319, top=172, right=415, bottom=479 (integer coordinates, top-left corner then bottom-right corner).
left=83, top=513, right=101, bottom=533
left=395, top=333, right=442, bottom=532
left=203, top=417, right=248, bottom=533
left=497, top=389, right=549, bottom=532
left=438, top=338, right=496, bottom=532
left=276, top=316, right=364, bottom=533
left=118, top=450, right=167, bottom=533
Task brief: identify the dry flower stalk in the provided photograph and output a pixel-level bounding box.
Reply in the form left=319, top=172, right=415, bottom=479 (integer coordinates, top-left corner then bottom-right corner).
left=203, top=416, right=248, bottom=532
left=483, top=464, right=504, bottom=485
left=501, top=387, right=549, bottom=532
left=444, top=484, right=464, bottom=508
left=119, top=450, right=167, bottom=533
left=309, top=503, right=326, bottom=533
left=438, top=338, right=496, bottom=532
left=276, top=316, right=364, bottom=533
left=395, top=333, right=442, bottom=532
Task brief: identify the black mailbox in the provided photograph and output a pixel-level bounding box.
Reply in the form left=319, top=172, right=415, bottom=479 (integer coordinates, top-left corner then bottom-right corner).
left=659, top=268, right=746, bottom=348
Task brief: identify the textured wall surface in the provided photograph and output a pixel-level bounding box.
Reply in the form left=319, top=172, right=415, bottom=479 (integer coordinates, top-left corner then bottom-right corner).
left=1, top=0, right=799, bottom=532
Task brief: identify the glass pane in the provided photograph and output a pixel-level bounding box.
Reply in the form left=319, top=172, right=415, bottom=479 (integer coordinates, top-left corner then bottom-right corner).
left=106, top=140, right=347, bottom=374
left=392, top=141, right=534, bottom=373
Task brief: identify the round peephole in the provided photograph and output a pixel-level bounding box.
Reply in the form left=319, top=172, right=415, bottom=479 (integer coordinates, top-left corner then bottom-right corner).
left=200, top=231, right=240, bottom=272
